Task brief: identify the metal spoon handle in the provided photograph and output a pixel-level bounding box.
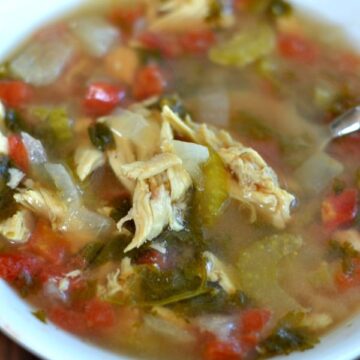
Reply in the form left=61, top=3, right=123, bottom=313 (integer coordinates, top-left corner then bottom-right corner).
left=329, top=105, right=360, bottom=139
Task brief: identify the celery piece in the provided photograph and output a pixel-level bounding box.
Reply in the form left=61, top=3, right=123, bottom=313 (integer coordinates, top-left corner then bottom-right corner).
left=209, top=24, right=275, bottom=68
left=33, top=107, right=73, bottom=142
left=193, top=149, right=229, bottom=227
left=237, top=234, right=303, bottom=316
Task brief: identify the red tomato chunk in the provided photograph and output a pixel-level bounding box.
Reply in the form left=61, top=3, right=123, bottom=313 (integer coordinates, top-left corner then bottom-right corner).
left=83, top=82, right=126, bottom=116
left=0, top=81, right=32, bottom=108
left=203, top=340, right=243, bottom=360
left=0, top=253, right=43, bottom=282
left=8, top=134, right=29, bottom=172
left=321, top=189, right=358, bottom=232
left=180, top=30, right=216, bottom=54
left=278, top=33, right=318, bottom=64
left=133, top=65, right=167, bottom=100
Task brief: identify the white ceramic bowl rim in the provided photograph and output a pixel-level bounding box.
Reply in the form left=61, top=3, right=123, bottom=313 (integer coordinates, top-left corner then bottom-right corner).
left=0, top=1, right=360, bottom=359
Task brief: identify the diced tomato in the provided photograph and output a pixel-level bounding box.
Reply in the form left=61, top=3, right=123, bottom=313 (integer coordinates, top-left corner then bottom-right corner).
left=108, top=5, right=144, bottom=32
left=133, top=65, right=167, bottom=100
left=83, top=82, right=126, bottom=116
left=203, top=340, right=243, bottom=360
left=0, top=81, right=32, bottom=108
left=278, top=33, right=318, bottom=64
left=28, top=219, right=69, bottom=265
left=84, top=299, right=116, bottom=329
left=49, top=306, right=87, bottom=333
left=335, top=259, right=360, bottom=291
left=8, top=134, right=29, bottom=172
left=241, top=309, right=271, bottom=333
left=0, top=253, right=43, bottom=282
left=180, top=30, right=216, bottom=54
left=240, top=309, right=271, bottom=349
left=321, top=188, right=358, bottom=232
left=135, top=249, right=167, bottom=269
left=138, top=32, right=182, bottom=58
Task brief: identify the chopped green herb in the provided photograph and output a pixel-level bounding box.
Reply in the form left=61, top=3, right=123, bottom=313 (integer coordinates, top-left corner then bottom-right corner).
left=332, top=178, right=346, bottom=195
left=0, top=63, right=10, bottom=79
left=88, top=123, right=115, bottom=152
left=5, top=109, right=25, bottom=132
left=258, top=312, right=319, bottom=356
left=174, top=288, right=250, bottom=316
left=328, top=240, right=359, bottom=275
left=267, top=0, right=292, bottom=18
left=137, top=48, right=162, bottom=65
left=32, top=310, right=47, bottom=324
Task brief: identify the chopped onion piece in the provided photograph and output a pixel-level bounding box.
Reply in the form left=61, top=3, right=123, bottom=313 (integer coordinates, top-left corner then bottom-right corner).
left=103, top=110, right=160, bottom=160
left=70, top=16, right=119, bottom=57
left=195, top=90, right=230, bottom=127
left=10, top=36, right=74, bottom=86
left=295, top=152, right=343, bottom=193
left=62, top=205, right=114, bottom=235
left=44, top=163, right=80, bottom=204
left=173, top=140, right=209, bottom=179
left=7, top=168, right=25, bottom=189
left=21, top=132, right=47, bottom=164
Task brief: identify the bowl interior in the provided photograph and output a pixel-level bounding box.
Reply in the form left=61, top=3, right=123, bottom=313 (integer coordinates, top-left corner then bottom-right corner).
left=0, top=1, right=360, bottom=359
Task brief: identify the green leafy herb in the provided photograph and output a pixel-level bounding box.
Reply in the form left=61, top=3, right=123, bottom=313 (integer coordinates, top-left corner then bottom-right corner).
left=174, top=288, right=250, bottom=316
left=267, top=0, right=292, bottom=18
left=332, top=178, right=346, bottom=195
left=328, top=240, right=359, bottom=275
left=80, top=234, right=131, bottom=268
left=137, top=48, right=162, bottom=65
left=258, top=312, right=319, bottom=356
left=5, top=109, right=25, bottom=133
left=88, top=123, right=115, bottom=152
left=32, top=310, right=47, bottom=324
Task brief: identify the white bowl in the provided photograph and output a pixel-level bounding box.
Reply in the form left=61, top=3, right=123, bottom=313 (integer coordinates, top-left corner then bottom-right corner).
left=0, top=1, right=360, bottom=359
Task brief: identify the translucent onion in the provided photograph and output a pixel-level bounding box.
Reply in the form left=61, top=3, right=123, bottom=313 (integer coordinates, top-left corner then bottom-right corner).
left=21, top=132, right=48, bottom=164
left=10, top=36, right=74, bottom=86
left=294, top=152, right=344, bottom=194
left=70, top=16, right=119, bottom=57
left=173, top=140, right=209, bottom=180
left=44, top=163, right=80, bottom=204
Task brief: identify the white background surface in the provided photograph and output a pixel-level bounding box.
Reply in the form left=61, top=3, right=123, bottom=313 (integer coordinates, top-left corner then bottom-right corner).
left=0, top=0, right=360, bottom=359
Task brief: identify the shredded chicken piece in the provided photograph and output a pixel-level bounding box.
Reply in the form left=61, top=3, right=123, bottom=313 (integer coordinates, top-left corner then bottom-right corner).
left=120, top=153, right=182, bottom=180
left=0, top=210, right=32, bottom=244
left=14, top=187, right=67, bottom=228
left=149, top=0, right=210, bottom=32
left=98, top=257, right=134, bottom=298
left=161, top=106, right=294, bottom=229
left=118, top=145, right=191, bottom=251
left=107, top=136, right=136, bottom=193
left=203, top=251, right=236, bottom=294
left=74, top=146, right=105, bottom=181
left=220, top=147, right=294, bottom=229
